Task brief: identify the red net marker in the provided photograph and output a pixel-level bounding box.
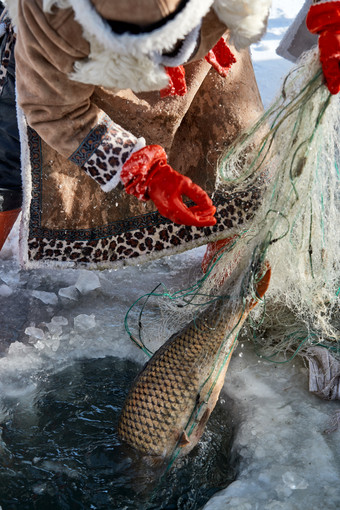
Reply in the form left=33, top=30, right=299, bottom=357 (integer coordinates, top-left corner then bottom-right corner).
left=160, top=65, right=187, bottom=98
left=205, top=37, right=236, bottom=77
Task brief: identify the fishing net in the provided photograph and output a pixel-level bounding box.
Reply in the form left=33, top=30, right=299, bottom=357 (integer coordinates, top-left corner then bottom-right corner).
left=122, top=48, right=340, bottom=474
left=126, top=47, right=339, bottom=363
left=215, top=47, right=340, bottom=361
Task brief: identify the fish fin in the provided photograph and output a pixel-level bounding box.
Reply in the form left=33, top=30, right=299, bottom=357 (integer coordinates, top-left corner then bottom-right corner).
left=178, top=430, right=190, bottom=448
left=197, top=408, right=211, bottom=432
left=248, top=262, right=271, bottom=311
left=143, top=454, right=166, bottom=468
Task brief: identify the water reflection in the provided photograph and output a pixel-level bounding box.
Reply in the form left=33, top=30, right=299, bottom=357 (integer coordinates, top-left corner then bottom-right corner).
left=0, top=357, right=238, bottom=509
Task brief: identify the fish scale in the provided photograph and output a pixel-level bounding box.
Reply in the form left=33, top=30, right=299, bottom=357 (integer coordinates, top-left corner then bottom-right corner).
left=118, top=264, right=271, bottom=460
left=118, top=299, right=238, bottom=457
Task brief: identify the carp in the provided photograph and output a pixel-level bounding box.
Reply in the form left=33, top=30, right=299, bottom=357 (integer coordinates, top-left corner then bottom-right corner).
left=118, top=263, right=271, bottom=463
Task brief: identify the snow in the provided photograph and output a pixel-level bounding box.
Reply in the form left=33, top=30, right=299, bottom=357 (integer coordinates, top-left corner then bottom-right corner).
left=0, top=1, right=339, bottom=508
left=251, top=0, right=302, bottom=107
left=203, top=347, right=340, bottom=509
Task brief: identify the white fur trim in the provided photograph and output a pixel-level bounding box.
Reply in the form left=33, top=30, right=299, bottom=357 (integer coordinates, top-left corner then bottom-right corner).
left=15, top=94, right=31, bottom=269
left=3, top=0, right=19, bottom=27
left=70, top=44, right=169, bottom=92
left=213, top=0, right=272, bottom=49
left=68, top=0, right=214, bottom=55
left=101, top=137, right=146, bottom=193
left=154, top=24, right=202, bottom=68
left=7, top=0, right=210, bottom=92
left=42, top=0, right=71, bottom=13
left=66, top=0, right=214, bottom=92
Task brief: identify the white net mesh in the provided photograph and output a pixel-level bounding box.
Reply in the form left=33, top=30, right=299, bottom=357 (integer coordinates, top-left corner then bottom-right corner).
left=126, top=48, right=339, bottom=363
left=214, top=48, right=339, bottom=356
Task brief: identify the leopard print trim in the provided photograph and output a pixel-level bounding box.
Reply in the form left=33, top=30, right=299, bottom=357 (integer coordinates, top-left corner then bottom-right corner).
left=68, top=114, right=145, bottom=192
left=26, top=126, right=265, bottom=269
left=27, top=187, right=262, bottom=267
left=0, top=8, right=15, bottom=96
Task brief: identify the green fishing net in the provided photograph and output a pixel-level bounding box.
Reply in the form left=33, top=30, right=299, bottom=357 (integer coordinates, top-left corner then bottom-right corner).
left=125, top=48, right=339, bottom=363
left=122, top=49, right=340, bottom=473
left=217, top=47, right=340, bottom=361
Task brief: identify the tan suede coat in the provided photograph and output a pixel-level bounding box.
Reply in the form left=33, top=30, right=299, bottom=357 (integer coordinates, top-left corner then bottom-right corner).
left=13, top=0, right=266, bottom=268
left=91, top=0, right=183, bottom=24
left=15, top=0, right=230, bottom=159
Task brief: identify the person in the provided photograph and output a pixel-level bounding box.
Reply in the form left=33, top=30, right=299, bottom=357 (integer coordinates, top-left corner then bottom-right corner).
left=0, top=2, right=22, bottom=251
left=2, top=0, right=272, bottom=267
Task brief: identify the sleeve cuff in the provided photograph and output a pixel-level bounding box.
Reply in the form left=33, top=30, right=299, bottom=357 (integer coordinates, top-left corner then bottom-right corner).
left=68, top=115, right=145, bottom=192
left=213, top=0, right=272, bottom=49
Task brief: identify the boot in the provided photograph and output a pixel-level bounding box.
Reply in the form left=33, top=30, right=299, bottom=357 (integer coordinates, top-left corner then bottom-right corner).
left=0, top=189, right=22, bottom=251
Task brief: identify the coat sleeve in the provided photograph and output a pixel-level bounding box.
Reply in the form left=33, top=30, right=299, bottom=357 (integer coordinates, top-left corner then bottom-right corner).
left=15, top=0, right=145, bottom=192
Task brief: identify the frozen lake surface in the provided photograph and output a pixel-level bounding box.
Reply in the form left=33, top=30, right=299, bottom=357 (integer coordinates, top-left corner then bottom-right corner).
left=0, top=246, right=339, bottom=509
left=0, top=0, right=339, bottom=508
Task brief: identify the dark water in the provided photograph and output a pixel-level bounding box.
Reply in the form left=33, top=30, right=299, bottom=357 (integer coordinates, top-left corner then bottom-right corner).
left=0, top=357, right=238, bottom=510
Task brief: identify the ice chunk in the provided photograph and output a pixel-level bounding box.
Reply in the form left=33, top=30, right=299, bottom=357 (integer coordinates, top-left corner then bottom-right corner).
left=45, top=322, right=63, bottom=337
left=51, top=316, right=68, bottom=326
left=69, top=333, right=84, bottom=346
left=34, top=341, right=46, bottom=351
left=0, top=268, right=20, bottom=287
left=282, top=471, right=308, bottom=490
left=73, top=314, right=96, bottom=332
left=40, top=460, right=80, bottom=479
left=32, top=290, right=58, bottom=306
left=45, top=336, right=60, bottom=352
left=25, top=327, right=45, bottom=341
left=75, top=271, right=101, bottom=295
left=0, top=284, right=13, bottom=297
left=7, top=341, right=33, bottom=357
left=58, top=285, right=79, bottom=301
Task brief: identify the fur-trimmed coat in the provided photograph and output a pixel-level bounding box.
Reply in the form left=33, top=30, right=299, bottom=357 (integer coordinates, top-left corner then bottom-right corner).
left=7, top=0, right=272, bottom=268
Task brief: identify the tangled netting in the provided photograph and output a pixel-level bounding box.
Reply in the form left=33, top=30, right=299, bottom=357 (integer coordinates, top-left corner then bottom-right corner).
left=122, top=49, right=340, bottom=471
left=126, top=49, right=339, bottom=364
left=212, top=47, right=340, bottom=361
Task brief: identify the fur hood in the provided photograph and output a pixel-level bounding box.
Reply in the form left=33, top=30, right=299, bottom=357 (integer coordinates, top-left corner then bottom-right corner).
left=90, top=0, right=183, bottom=25
left=6, top=0, right=271, bottom=92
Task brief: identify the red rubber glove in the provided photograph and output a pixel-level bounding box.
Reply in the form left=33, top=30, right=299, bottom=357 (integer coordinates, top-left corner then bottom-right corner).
left=121, top=145, right=216, bottom=227
left=306, top=1, right=340, bottom=94
left=159, top=39, right=236, bottom=98
left=160, top=66, right=187, bottom=98
left=205, top=37, right=236, bottom=77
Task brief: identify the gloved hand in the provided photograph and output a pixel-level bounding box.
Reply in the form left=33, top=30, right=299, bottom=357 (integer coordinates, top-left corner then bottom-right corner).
left=121, top=145, right=216, bottom=227
left=306, top=1, right=340, bottom=94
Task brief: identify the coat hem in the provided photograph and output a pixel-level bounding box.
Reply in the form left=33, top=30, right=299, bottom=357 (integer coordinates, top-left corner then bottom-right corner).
left=19, top=126, right=265, bottom=271
left=20, top=230, right=230, bottom=271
